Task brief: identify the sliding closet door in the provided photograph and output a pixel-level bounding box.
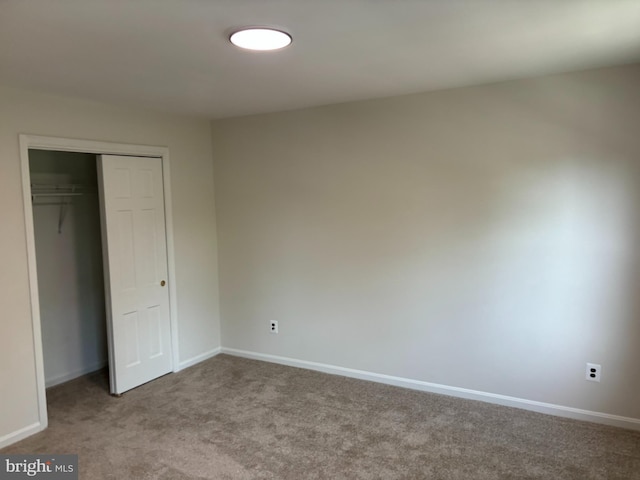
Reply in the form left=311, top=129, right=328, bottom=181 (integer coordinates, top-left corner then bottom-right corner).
left=98, top=155, right=172, bottom=394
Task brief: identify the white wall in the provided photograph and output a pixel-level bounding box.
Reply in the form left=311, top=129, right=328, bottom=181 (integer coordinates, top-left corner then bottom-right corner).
left=30, top=150, right=108, bottom=387
left=212, top=64, right=640, bottom=421
left=0, top=85, right=221, bottom=445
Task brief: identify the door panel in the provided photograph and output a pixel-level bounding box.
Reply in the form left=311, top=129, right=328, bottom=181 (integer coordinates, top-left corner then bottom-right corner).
left=98, top=155, right=172, bottom=394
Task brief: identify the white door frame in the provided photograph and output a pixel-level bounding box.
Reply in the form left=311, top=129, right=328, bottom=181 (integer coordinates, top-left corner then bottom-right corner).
left=19, top=134, right=180, bottom=430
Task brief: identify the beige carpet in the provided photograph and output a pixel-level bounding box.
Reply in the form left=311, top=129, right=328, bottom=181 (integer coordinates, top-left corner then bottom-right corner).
left=2, top=354, right=639, bottom=479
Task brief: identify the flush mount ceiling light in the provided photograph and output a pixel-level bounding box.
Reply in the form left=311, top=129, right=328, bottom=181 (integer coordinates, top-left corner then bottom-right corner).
left=229, top=27, right=292, bottom=51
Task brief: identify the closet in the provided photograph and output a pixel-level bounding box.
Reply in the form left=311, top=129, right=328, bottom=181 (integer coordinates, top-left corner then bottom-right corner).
left=29, top=149, right=108, bottom=388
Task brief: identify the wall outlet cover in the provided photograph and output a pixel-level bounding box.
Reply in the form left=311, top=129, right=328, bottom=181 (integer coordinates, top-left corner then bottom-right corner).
left=586, top=363, right=601, bottom=382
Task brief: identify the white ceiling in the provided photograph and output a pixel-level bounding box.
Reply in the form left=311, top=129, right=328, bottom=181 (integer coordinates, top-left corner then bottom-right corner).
left=1, top=0, right=639, bottom=119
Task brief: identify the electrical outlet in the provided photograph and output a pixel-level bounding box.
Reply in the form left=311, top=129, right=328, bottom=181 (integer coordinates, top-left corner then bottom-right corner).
left=586, top=363, right=601, bottom=382
left=269, top=320, right=279, bottom=334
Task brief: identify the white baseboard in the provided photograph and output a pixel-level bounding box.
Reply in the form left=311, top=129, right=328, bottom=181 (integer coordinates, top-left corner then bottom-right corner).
left=221, top=347, right=640, bottom=431
left=45, top=360, right=108, bottom=388
left=177, top=347, right=222, bottom=371
left=0, top=422, right=44, bottom=450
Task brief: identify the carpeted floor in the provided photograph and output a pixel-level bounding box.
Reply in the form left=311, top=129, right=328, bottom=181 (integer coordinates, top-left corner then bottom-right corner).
left=2, top=354, right=639, bottom=479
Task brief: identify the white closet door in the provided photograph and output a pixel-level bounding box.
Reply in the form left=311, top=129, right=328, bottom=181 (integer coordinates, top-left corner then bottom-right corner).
left=98, top=155, right=172, bottom=394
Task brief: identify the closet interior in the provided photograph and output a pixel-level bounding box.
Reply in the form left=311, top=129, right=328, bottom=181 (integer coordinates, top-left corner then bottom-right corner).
left=29, top=149, right=109, bottom=389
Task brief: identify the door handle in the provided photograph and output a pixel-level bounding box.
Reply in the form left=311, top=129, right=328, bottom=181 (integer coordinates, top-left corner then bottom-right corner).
left=160, top=280, right=166, bottom=287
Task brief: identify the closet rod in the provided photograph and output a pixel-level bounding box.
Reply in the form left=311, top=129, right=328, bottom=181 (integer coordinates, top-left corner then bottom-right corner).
left=31, top=192, right=83, bottom=197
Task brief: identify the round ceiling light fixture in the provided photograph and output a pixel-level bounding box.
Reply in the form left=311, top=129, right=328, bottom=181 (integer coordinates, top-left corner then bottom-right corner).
left=229, top=27, right=292, bottom=51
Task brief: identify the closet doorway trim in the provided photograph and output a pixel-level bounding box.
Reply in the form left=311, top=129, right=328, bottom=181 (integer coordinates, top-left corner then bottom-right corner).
left=19, top=134, right=180, bottom=433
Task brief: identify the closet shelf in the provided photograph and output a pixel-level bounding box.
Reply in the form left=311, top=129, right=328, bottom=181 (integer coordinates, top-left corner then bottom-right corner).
left=30, top=183, right=93, bottom=233
left=31, top=192, right=84, bottom=197
left=31, top=183, right=91, bottom=196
